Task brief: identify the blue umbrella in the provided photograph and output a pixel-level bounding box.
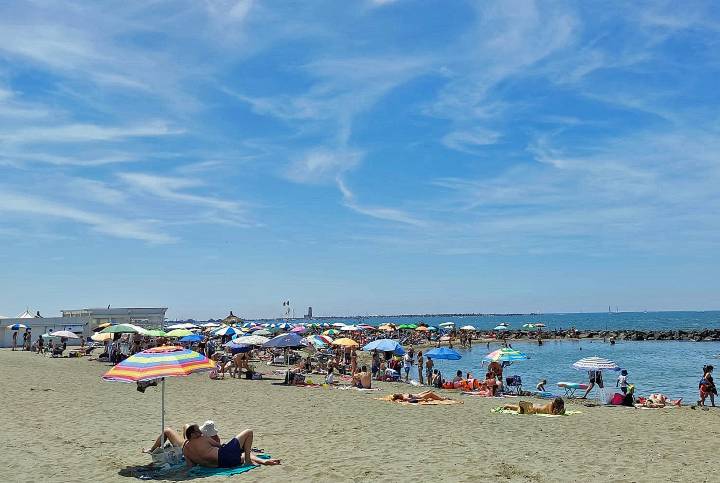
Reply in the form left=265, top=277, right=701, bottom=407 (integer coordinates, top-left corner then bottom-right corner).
left=262, top=332, right=305, bottom=349
left=8, top=323, right=27, bottom=330
left=424, top=347, right=462, bottom=360
left=362, top=339, right=405, bottom=355
left=225, top=340, right=252, bottom=354
left=179, top=334, right=203, bottom=343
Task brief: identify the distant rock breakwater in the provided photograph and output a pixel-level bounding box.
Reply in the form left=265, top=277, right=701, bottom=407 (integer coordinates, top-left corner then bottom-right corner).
left=495, top=329, right=720, bottom=342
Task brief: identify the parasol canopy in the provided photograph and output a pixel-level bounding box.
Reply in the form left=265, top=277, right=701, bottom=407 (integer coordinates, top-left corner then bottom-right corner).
left=103, top=345, right=215, bottom=383
left=263, top=332, right=305, bottom=349
left=460, top=325, right=476, bottom=331
left=165, top=328, right=194, bottom=338
left=332, top=337, right=359, bottom=347
left=493, top=325, right=509, bottom=331
left=91, top=332, right=113, bottom=342
left=49, top=330, right=79, bottom=339
left=424, top=347, right=462, bottom=360
left=213, top=326, right=242, bottom=337
left=398, top=324, right=417, bottom=330
left=166, top=323, right=199, bottom=330
left=101, top=324, right=147, bottom=335
left=7, top=323, right=27, bottom=330
left=484, top=347, right=529, bottom=362
left=438, top=322, right=455, bottom=328
left=415, top=326, right=430, bottom=332
left=144, top=329, right=168, bottom=337
left=362, top=339, right=404, bottom=354
left=378, top=324, right=395, bottom=331
left=572, top=357, right=620, bottom=371
left=234, top=335, right=270, bottom=346
left=179, top=334, right=203, bottom=343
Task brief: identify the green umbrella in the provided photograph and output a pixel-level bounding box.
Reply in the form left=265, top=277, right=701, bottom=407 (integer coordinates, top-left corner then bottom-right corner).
left=398, top=324, right=417, bottom=330
left=144, top=329, right=168, bottom=337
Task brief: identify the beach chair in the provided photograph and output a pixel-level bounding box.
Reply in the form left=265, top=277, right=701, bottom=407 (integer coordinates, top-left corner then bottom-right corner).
left=505, top=375, right=522, bottom=395
left=557, top=382, right=589, bottom=398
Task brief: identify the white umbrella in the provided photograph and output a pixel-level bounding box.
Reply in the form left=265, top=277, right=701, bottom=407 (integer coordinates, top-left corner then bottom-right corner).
left=200, top=322, right=221, bottom=328
left=166, top=322, right=199, bottom=330
left=460, top=325, right=476, bottom=331
left=49, top=330, right=80, bottom=339
left=494, top=325, right=509, bottom=331
left=332, top=322, right=346, bottom=328
left=572, top=357, right=619, bottom=371
left=341, top=325, right=361, bottom=331
left=439, top=322, right=455, bottom=328
left=234, top=335, right=270, bottom=346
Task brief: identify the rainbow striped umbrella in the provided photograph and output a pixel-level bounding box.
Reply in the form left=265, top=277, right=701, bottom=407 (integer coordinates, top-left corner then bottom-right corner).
left=483, top=347, right=529, bottom=362
left=103, top=346, right=215, bottom=448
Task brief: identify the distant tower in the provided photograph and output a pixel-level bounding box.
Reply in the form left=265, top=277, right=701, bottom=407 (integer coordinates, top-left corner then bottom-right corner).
left=305, top=306, right=313, bottom=319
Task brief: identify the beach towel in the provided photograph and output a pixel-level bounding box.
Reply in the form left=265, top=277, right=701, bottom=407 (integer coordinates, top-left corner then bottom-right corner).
left=123, top=455, right=271, bottom=480
left=375, top=395, right=463, bottom=405
left=490, top=407, right=582, bottom=417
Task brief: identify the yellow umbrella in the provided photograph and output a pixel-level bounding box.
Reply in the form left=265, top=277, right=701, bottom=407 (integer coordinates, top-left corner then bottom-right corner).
left=166, top=329, right=194, bottom=337
left=91, top=332, right=113, bottom=342
left=332, top=337, right=359, bottom=347
left=378, top=324, right=395, bottom=331
left=415, top=326, right=430, bottom=332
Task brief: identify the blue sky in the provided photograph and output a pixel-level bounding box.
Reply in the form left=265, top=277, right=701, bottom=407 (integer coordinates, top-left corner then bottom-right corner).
left=1, top=1, right=720, bottom=319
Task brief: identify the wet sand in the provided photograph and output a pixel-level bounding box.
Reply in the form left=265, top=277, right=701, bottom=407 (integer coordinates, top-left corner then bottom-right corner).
left=2, top=349, right=719, bottom=482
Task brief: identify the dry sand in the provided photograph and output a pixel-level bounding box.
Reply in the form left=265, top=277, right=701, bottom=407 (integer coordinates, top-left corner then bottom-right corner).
left=2, top=349, right=719, bottom=482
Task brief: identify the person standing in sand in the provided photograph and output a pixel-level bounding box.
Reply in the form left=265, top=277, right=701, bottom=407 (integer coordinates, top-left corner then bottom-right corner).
left=699, top=365, right=716, bottom=407
left=350, top=349, right=358, bottom=375
left=417, top=351, right=424, bottom=385
left=403, top=351, right=413, bottom=382
left=425, top=356, right=434, bottom=383
left=12, top=330, right=17, bottom=351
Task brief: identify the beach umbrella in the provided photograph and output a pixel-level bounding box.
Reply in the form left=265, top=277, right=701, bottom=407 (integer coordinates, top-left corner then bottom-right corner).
left=439, top=322, right=455, bottom=328
left=359, top=324, right=376, bottom=330
left=321, top=323, right=330, bottom=327
left=304, top=336, right=328, bottom=348
left=234, top=335, right=270, bottom=346
left=460, top=325, right=476, bottom=331
left=179, top=334, right=203, bottom=343
left=341, top=325, right=361, bottom=332
left=166, top=322, right=199, bottom=330
left=332, top=322, right=346, bottom=328
left=101, top=323, right=148, bottom=335
left=263, top=332, right=305, bottom=349
left=484, top=347, right=529, bottom=362
left=224, top=340, right=252, bottom=353
left=323, top=329, right=340, bottom=336
left=534, top=323, right=546, bottom=328
left=522, top=323, right=536, bottom=329
left=378, top=324, right=395, bottom=331
left=49, top=330, right=79, bottom=339
left=102, top=346, right=214, bottom=449
left=91, top=332, right=113, bottom=342
left=93, top=322, right=112, bottom=332
left=277, top=322, right=293, bottom=330
left=572, top=357, right=619, bottom=372
left=415, top=326, right=430, bottom=332
left=7, top=323, right=28, bottom=330
left=425, top=347, right=462, bottom=361
left=493, top=325, right=509, bottom=331
left=252, top=329, right=273, bottom=337
left=165, top=328, right=194, bottom=338
left=498, top=322, right=510, bottom=327
left=398, top=324, right=417, bottom=330
left=428, top=327, right=438, bottom=332
left=314, top=335, right=333, bottom=344
left=291, top=326, right=307, bottom=334
left=200, top=322, right=221, bottom=328
left=213, top=326, right=241, bottom=337
left=144, top=329, right=168, bottom=337
left=332, top=337, right=359, bottom=347
left=362, top=339, right=404, bottom=354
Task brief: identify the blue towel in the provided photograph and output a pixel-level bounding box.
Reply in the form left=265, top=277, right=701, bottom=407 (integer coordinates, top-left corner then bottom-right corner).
left=188, top=465, right=258, bottom=478
left=128, top=455, right=271, bottom=480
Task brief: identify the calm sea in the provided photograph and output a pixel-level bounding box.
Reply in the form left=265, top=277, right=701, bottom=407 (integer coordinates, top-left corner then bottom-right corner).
left=255, top=311, right=720, bottom=402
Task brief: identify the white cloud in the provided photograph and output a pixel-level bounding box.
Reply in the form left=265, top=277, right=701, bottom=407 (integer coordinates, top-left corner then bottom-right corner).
left=0, top=121, right=181, bottom=144
left=0, top=191, right=173, bottom=244
left=337, top=178, right=426, bottom=227
left=442, top=128, right=501, bottom=152
left=285, top=149, right=363, bottom=184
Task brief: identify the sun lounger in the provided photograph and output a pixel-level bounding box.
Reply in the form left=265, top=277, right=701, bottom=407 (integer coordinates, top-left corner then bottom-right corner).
left=557, top=382, right=588, bottom=397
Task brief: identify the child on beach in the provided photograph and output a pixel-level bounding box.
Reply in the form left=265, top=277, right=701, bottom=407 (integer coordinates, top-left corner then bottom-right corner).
left=536, top=379, right=547, bottom=392
left=617, top=370, right=630, bottom=394
left=699, top=365, right=716, bottom=407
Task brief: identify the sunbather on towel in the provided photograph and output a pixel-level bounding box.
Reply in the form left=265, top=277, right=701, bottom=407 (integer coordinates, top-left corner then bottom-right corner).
left=391, top=390, right=449, bottom=403
left=143, top=420, right=220, bottom=454
left=503, top=397, right=565, bottom=415
left=183, top=425, right=281, bottom=469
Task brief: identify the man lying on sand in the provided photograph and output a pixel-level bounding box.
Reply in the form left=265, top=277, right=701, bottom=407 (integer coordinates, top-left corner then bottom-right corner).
left=503, top=397, right=565, bottom=415
left=143, top=421, right=219, bottom=454
left=183, top=424, right=281, bottom=469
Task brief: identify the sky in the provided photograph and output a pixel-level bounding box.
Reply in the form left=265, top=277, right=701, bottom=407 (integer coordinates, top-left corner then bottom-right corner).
left=1, top=0, right=720, bottom=319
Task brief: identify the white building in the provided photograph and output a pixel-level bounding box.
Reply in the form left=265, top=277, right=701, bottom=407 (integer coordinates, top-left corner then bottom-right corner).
left=0, top=307, right=167, bottom=348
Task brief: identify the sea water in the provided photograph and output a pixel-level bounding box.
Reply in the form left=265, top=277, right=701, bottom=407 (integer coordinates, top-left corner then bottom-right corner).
left=287, top=311, right=720, bottom=402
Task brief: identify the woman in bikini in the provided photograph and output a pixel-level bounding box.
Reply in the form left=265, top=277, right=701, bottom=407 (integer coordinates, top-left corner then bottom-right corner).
left=503, top=397, right=565, bottom=415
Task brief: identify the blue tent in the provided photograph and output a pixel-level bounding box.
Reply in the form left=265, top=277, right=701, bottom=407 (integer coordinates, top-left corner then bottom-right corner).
left=179, top=334, right=203, bottom=343
left=262, top=332, right=305, bottom=349
left=362, top=339, right=405, bottom=355
left=424, top=347, right=462, bottom=360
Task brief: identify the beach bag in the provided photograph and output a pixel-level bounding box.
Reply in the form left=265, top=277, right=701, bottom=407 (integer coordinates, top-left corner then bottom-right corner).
left=610, top=393, right=625, bottom=405
left=150, top=446, right=183, bottom=466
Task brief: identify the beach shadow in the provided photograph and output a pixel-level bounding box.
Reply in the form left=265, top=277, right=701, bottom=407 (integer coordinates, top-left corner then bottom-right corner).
left=117, top=464, right=190, bottom=481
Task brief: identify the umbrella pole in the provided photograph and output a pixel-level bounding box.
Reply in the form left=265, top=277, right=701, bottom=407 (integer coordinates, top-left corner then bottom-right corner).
left=160, top=378, right=165, bottom=448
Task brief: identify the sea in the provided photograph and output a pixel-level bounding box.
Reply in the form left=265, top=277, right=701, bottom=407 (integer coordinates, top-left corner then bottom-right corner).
left=253, top=311, right=720, bottom=402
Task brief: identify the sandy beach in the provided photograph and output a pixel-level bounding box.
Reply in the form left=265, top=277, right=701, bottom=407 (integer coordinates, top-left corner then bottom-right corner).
left=2, top=348, right=719, bottom=483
